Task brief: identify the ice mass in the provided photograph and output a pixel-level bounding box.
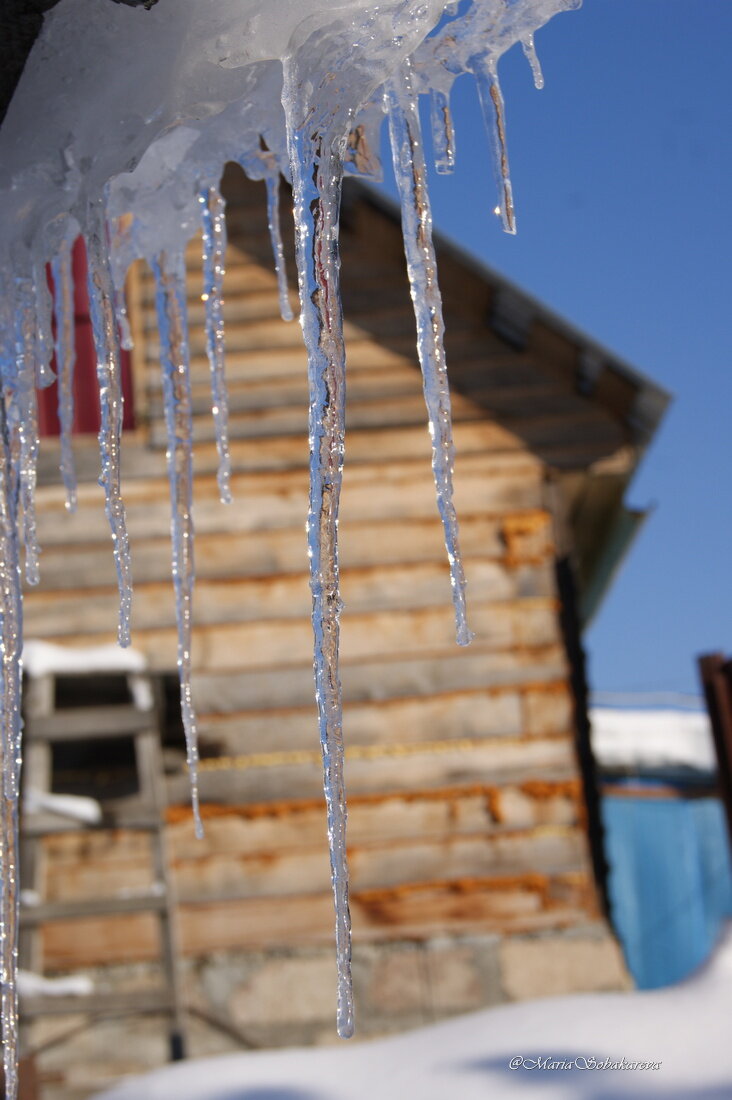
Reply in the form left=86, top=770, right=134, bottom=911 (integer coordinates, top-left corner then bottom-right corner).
left=0, top=0, right=580, bottom=1092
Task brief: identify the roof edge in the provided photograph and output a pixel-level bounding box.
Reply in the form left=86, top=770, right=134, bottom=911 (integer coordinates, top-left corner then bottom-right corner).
left=344, top=178, right=671, bottom=449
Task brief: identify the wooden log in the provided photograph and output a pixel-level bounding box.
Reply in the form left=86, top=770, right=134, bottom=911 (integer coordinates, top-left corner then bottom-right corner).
left=34, top=452, right=544, bottom=543
left=141, top=259, right=285, bottom=297
left=166, top=732, right=577, bottom=804
left=195, top=681, right=572, bottom=754
left=40, top=780, right=583, bottom=874
left=145, top=308, right=444, bottom=359
left=197, top=686, right=528, bottom=754
left=39, top=412, right=615, bottom=495
left=40, top=872, right=595, bottom=968
left=180, top=337, right=409, bottom=384
left=152, top=362, right=417, bottom=411
left=24, top=559, right=551, bottom=636
left=154, top=357, right=525, bottom=409
left=43, top=825, right=585, bottom=904
left=40, top=420, right=538, bottom=491
left=28, top=598, right=561, bottom=672
left=29, top=513, right=551, bottom=590
left=141, top=286, right=299, bottom=329
left=147, top=389, right=485, bottom=447
left=148, top=316, right=305, bottom=358
left=40, top=446, right=543, bottom=504
left=167, top=782, right=580, bottom=851
left=40, top=419, right=515, bottom=486
left=190, top=645, right=568, bottom=714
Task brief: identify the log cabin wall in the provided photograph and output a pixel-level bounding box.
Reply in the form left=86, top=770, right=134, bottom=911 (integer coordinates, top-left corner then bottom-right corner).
left=25, top=166, right=636, bottom=1087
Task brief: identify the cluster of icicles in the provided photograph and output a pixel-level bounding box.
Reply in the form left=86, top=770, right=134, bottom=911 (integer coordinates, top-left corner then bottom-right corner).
left=0, top=0, right=580, bottom=1092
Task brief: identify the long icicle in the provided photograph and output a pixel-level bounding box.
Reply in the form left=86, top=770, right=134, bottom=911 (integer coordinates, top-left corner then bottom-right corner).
left=0, top=394, right=24, bottom=1100
left=199, top=183, right=232, bottom=505
left=285, top=106, right=353, bottom=1038
left=265, top=170, right=294, bottom=323
left=85, top=200, right=133, bottom=647
left=386, top=61, right=473, bottom=646
left=151, top=250, right=203, bottom=840
left=51, top=238, right=78, bottom=512
left=13, top=279, right=41, bottom=586
left=471, top=55, right=516, bottom=234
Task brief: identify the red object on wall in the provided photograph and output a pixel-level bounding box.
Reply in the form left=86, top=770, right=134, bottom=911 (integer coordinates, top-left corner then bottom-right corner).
left=38, top=237, right=135, bottom=437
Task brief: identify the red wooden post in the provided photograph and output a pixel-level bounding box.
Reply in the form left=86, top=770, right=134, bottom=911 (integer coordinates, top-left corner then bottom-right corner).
left=38, top=237, right=135, bottom=437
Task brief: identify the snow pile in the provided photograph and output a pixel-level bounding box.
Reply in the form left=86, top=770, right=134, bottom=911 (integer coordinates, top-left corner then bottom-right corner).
left=591, top=706, right=717, bottom=774
left=17, top=971, right=94, bottom=1001
left=0, top=1, right=582, bottom=1093
left=23, top=789, right=103, bottom=825
left=92, top=925, right=732, bottom=1100
left=22, top=639, right=147, bottom=678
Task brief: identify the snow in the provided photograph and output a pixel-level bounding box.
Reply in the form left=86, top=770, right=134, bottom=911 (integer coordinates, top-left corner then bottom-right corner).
left=22, top=639, right=148, bottom=678
left=17, top=971, right=94, bottom=1000
left=23, top=789, right=102, bottom=825
left=91, top=924, right=732, bottom=1100
left=590, top=706, right=717, bottom=774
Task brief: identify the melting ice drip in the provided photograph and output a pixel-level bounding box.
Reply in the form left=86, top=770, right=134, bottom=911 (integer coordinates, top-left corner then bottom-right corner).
left=0, top=0, right=579, bottom=1090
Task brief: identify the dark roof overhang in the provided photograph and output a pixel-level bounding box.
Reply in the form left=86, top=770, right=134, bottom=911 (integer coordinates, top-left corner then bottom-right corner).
left=0, top=0, right=155, bottom=125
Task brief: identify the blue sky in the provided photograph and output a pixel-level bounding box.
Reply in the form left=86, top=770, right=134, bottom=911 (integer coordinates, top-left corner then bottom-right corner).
left=376, top=0, right=732, bottom=697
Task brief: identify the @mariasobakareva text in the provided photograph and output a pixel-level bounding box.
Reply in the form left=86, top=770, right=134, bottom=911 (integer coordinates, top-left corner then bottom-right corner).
left=509, top=1057, right=661, bottom=1072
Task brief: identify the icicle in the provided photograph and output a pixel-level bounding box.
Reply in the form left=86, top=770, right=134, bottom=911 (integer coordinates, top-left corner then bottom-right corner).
left=199, top=183, right=232, bottom=505
left=109, top=214, right=135, bottom=351
left=430, top=88, right=456, bottom=174
left=113, top=287, right=134, bottom=352
left=51, top=238, right=78, bottom=512
left=85, top=200, right=133, bottom=647
left=386, top=61, right=473, bottom=647
left=471, top=55, right=516, bottom=234
left=0, top=396, right=24, bottom=1100
left=11, top=280, right=41, bottom=586
left=521, top=33, right=545, bottom=91
left=32, top=264, right=57, bottom=389
left=265, top=171, right=294, bottom=323
left=151, top=250, right=203, bottom=841
left=284, top=96, right=353, bottom=1039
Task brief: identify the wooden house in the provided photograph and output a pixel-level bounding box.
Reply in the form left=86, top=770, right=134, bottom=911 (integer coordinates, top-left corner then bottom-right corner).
left=23, top=164, right=667, bottom=1091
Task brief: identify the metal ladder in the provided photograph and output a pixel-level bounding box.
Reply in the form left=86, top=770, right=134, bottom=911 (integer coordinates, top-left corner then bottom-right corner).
left=19, top=666, right=186, bottom=1062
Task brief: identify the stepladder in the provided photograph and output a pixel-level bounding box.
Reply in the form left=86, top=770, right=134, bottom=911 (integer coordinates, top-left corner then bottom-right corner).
left=19, top=642, right=187, bottom=1066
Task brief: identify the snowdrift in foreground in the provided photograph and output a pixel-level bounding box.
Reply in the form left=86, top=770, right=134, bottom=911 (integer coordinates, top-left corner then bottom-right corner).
left=93, top=924, right=732, bottom=1100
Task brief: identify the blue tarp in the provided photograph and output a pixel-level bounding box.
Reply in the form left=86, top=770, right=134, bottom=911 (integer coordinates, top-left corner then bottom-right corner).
left=603, top=794, right=732, bottom=987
